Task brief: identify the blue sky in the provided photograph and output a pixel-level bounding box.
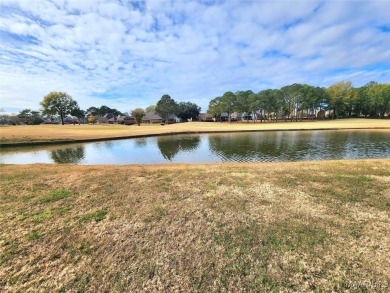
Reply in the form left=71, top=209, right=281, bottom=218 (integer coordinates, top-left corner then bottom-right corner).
left=1, top=0, right=389, bottom=114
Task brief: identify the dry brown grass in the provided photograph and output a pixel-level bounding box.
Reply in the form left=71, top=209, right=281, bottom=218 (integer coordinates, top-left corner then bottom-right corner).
left=1, top=118, right=389, bottom=144
left=1, top=160, right=389, bottom=291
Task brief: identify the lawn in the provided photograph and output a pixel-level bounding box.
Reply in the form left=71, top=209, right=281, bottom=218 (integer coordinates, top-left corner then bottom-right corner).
left=1, top=160, right=389, bottom=291
left=1, top=118, right=389, bottom=145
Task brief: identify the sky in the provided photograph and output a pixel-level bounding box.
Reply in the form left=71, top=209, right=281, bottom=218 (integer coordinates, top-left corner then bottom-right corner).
left=0, top=0, right=389, bottom=115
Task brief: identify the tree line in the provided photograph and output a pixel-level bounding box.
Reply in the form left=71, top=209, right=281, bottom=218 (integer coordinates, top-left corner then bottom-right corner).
left=2, top=80, right=388, bottom=126
left=208, top=81, right=390, bottom=122
left=1, top=92, right=201, bottom=126
left=130, top=95, right=201, bottom=125
left=0, top=92, right=127, bottom=125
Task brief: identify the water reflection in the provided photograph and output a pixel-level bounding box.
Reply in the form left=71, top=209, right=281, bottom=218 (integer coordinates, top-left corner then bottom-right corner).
left=135, top=138, right=147, bottom=147
left=51, top=147, right=85, bottom=164
left=92, top=140, right=115, bottom=151
left=1, top=130, right=389, bottom=164
left=157, top=136, right=200, bottom=160
left=103, top=141, right=114, bottom=149
left=208, top=131, right=390, bottom=162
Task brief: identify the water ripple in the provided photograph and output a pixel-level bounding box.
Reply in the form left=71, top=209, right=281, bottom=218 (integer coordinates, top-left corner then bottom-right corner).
left=1, top=130, right=389, bottom=164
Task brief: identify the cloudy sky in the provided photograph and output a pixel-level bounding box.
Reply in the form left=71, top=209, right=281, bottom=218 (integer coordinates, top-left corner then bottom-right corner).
left=1, top=0, right=389, bottom=114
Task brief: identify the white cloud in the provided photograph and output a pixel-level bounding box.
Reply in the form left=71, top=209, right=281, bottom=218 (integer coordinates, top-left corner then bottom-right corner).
left=0, top=0, right=389, bottom=114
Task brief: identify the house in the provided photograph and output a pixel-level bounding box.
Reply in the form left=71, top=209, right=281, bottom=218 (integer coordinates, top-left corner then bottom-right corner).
left=220, top=112, right=229, bottom=121
left=167, top=114, right=181, bottom=123
left=107, top=117, right=117, bottom=124
left=242, top=112, right=258, bottom=121
left=64, top=116, right=79, bottom=124
left=230, top=112, right=242, bottom=121
left=221, top=112, right=241, bottom=121
left=120, top=115, right=136, bottom=125
left=96, top=114, right=135, bottom=125
left=317, top=110, right=326, bottom=119
left=0, top=118, right=15, bottom=125
left=42, top=117, right=60, bottom=124
left=142, top=112, right=163, bottom=124
left=198, top=113, right=213, bottom=122
left=107, top=115, right=121, bottom=124
left=98, top=113, right=116, bottom=124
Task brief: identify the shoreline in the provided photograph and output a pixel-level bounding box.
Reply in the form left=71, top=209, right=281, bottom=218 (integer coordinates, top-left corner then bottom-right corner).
left=1, top=125, right=389, bottom=147
left=1, top=157, right=388, bottom=168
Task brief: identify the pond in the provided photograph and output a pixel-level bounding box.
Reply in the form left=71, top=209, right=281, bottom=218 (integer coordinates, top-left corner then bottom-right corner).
left=1, top=130, right=389, bottom=164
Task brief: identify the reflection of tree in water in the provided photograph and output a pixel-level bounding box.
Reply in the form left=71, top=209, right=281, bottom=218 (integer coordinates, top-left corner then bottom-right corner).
left=135, top=138, right=147, bottom=147
left=51, top=147, right=85, bottom=164
left=208, top=132, right=351, bottom=162
left=208, top=134, right=285, bottom=161
left=103, top=141, right=114, bottom=149
left=157, top=136, right=200, bottom=160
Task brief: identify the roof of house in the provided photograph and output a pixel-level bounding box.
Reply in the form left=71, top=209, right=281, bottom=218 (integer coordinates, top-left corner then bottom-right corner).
left=103, top=113, right=116, bottom=119
left=142, top=112, right=163, bottom=120
left=64, top=116, right=78, bottom=121
left=168, top=114, right=179, bottom=119
left=199, top=113, right=213, bottom=121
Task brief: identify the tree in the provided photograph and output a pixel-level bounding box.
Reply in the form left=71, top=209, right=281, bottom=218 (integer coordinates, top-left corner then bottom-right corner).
left=40, top=91, right=78, bottom=125
left=17, top=109, right=42, bottom=125
left=281, top=84, right=305, bottom=121
left=298, top=85, right=327, bottom=120
left=248, top=92, right=262, bottom=122
left=31, top=111, right=43, bottom=125
left=156, top=95, right=178, bottom=123
left=99, top=105, right=122, bottom=116
left=235, top=90, right=253, bottom=122
left=258, top=89, right=275, bottom=120
left=176, top=102, right=201, bottom=121
left=71, top=107, right=85, bottom=123
left=268, top=89, right=283, bottom=121
left=87, top=115, right=96, bottom=124
left=207, top=80, right=388, bottom=123
left=18, top=109, right=33, bottom=124
left=145, top=105, right=157, bottom=113
left=131, top=108, right=146, bottom=126
left=314, top=87, right=329, bottom=119
left=220, top=91, right=237, bottom=123
left=86, top=105, right=122, bottom=117
left=326, top=81, right=353, bottom=119
left=208, top=96, right=223, bottom=121
left=86, top=106, right=99, bottom=116
left=368, top=83, right=390, bottom=118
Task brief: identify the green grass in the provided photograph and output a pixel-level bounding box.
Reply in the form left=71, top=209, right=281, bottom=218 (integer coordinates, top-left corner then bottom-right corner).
left=0, top=240, right=20, bottom=266
left=79, top=209, right=108, bottom=223
left=31, top=210, right=53, bottom=224
left=38, top=189, right=71, bottom=203
left=27, top=230, right=42, bottom=241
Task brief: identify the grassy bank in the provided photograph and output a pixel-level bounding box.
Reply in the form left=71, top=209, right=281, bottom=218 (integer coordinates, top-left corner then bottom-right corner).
left=1, top=118, right=389, bottom=145
left=1, top=160, right=389, bottom=291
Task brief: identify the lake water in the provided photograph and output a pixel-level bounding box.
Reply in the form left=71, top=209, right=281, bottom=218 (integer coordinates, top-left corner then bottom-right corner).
left=1, top=130, right=389, bottom=164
